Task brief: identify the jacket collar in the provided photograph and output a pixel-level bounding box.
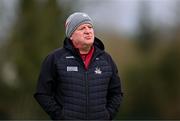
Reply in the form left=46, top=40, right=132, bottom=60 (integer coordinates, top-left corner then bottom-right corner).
left=63, top=37, right=105, bottom=55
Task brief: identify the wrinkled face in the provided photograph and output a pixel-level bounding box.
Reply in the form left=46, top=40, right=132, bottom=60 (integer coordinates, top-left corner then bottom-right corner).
left=70, top=23, right=94, bottom=49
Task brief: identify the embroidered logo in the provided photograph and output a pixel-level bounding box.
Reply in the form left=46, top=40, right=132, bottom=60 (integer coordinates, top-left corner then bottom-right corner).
left=67, top=66, right=78, bottom=72
left=83, top=13, right=88, bottom=17
left=66, top=56, right=74, bottom=59
left=94, top=67, right=102, bottom=74
left=95, top=57, right=99, bottom=60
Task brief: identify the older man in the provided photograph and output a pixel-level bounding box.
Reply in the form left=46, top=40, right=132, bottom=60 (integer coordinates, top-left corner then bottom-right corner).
left=34, top=12, right=123, bottom=120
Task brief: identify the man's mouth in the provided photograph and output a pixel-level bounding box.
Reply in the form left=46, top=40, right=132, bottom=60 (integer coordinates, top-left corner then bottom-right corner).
left=85, top=36, right=92, bottom=39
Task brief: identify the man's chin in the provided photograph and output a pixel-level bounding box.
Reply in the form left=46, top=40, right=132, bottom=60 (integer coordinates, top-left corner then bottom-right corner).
left=82, top=43, right=93, bottom=48
left=86, top=43, right=93, bottom=47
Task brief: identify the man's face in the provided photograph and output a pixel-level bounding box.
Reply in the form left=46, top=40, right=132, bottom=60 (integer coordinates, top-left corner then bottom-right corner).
left=70, top=23, right=94, bottom=49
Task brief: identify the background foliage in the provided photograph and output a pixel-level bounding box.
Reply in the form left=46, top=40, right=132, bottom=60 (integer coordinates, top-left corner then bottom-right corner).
left=0, top=0, right=180, bottom=120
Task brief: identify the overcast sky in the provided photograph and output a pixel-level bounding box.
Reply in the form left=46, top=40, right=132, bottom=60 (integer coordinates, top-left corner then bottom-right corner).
left=0, top=0, right=178, bottom=41
left=70, top=0, right=177, bottom=35
left=0, top=0, right=18, bottom=42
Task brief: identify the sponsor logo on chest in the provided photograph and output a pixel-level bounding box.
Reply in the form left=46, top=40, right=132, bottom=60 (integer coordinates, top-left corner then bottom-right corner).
left=67, top=66, right=78, bottom=72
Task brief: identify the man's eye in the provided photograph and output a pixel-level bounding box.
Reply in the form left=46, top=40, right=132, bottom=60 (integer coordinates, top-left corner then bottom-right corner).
left=78, top=27, right=84, bottom=30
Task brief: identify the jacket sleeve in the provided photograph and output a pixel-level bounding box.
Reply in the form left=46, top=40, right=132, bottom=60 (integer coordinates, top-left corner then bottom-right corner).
left=106, top=54, right=123, bottom=120
left=34, top=53, right=63, bottom=120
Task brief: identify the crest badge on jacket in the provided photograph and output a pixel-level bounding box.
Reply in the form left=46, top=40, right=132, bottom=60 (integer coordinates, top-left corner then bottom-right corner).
left=94, top=67, right=102, bottom=74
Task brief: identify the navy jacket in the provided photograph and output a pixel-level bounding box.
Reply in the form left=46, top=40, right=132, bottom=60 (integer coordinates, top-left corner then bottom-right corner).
left=34, top=37, right=123, bottom=120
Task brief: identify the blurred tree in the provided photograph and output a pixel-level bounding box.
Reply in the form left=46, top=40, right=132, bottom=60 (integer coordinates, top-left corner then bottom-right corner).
left=174, top=0, right=180, bottom=43
left=136, top=1, right=156, bottom=54
left=1, top=0, right=70, bottom=119
left=118, top=1, right=180, bottom=120
left=155, top=1, right=180, bottom=118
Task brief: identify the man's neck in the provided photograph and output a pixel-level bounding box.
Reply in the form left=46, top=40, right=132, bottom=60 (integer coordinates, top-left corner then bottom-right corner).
left=79, top=46, right=92, bottom=54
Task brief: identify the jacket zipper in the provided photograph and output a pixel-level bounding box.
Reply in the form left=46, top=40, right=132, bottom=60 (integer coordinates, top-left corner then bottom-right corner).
left=84, top=52, right=102, bottom=119
left=85, top=71, right=89, bottom=120
left=74, top=49, right=102, bottom=119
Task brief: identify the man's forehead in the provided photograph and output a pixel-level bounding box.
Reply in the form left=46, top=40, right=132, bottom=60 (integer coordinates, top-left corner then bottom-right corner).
left=78, top=23, right=93, bottom=28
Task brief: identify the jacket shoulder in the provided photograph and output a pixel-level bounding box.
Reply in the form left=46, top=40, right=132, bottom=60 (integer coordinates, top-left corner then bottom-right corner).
left=102, top=51, right=117, bottom=67
left=102, top=51, right=112, bottom=61
left=50, top=48, right=66, bottom=56
left=43, top=48, right=67, bottom=62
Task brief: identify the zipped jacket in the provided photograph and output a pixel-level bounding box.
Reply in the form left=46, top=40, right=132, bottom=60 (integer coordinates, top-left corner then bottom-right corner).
left=34, top=37, right=123, bottom=120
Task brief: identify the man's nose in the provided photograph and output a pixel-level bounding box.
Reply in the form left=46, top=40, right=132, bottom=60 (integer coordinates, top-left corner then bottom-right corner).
left=84, top=27, right=91, bottom=33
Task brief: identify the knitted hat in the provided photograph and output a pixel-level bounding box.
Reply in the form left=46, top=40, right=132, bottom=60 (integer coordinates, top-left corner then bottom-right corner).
left=65, top=12, right=93, bottom=38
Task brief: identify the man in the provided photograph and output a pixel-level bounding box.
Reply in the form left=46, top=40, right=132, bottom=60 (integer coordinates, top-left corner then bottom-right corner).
left=34, top=12, right=123, bottom=120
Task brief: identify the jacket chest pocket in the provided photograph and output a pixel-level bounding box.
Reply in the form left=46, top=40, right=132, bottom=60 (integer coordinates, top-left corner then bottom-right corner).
left=56, top=62, right=84, bottom=83
left=88, top=65, right=113, bottom=89
left=57, top=64, right=80, bottom=77
left=92, top=65, right=112, bottom=78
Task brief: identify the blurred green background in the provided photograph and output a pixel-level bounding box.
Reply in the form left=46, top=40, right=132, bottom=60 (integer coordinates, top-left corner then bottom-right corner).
left=0, top=0, right=180, bottom=120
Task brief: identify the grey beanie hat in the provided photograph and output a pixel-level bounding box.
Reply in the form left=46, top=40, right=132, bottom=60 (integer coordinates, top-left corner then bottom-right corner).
left=65, top=12, right=93, bottom=38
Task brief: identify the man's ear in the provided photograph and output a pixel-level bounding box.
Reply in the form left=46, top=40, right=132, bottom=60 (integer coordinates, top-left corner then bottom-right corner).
left=70, top=37, right=73, bottom=40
